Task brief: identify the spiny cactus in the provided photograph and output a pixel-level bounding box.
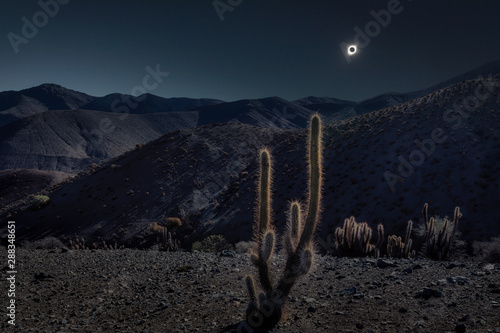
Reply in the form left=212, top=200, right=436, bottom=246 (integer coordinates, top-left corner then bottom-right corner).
left=333, top=217, right=383, bottom=257
left=423, top=203, right=462, bottom=260
left=375, top=224, right=384, bottom=258
left=242, top=114, right=323, bottom=332
left=387, top=220, right=415, bottom=258
left=158, top=226, right=180, bottom=251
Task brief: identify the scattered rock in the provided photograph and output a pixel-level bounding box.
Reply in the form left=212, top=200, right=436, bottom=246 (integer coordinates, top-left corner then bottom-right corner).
left=484, top=264, right=495, bottom=271
left=340, top=287, right=357, bottom=296
left=34, top=272, right=55, bottom=281
left=415, top=288, right=442, bottom=299
left=402, top=267, right=413, bottom=274
left=455, top=323, right=467, bottom=332
left=376, top=259, right=397, bottom=268
left=437, top=276, right=470, bottom=285
left=220, top=250, right=236, bottom=258
left=447, top=262, right=466, bottom=269
left=353, top=293, right=365, bottom=299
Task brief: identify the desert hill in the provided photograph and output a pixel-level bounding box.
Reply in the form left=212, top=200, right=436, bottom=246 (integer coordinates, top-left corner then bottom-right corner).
left=0, top=109, right=199, bottom=172
left=6, top=76, right=500, bottom=249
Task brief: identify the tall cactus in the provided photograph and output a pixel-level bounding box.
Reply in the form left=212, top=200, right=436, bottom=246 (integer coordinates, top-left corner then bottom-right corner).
left=242, top=114, right=323, bottom=332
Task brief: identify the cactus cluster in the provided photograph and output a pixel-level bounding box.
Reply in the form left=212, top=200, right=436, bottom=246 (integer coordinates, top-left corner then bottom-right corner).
left=149, top=221, right=181, bottom=251
left=387, top=220, right=415, bottom=258
left=69, top=238, right=119, bottom=250
left=423, top=203, right=462, bottom=260
left=69, top=237, right=88, bottom=250
left=100, top=240, right=119, bottom=250
left=158, top=226, right=180, bottom=251
left=242, top=114, right=323, bottom=332
left=332, top=217, right=384, bottom=258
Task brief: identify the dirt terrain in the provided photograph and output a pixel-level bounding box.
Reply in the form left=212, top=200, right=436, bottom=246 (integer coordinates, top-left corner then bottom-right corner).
left=1, top=249, right=499, bottom=333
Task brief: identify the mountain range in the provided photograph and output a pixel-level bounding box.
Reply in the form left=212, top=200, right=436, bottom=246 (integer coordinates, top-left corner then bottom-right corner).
left=1, top=59, right=499, bottom=249
left=1, top=59, right=499, bottom=174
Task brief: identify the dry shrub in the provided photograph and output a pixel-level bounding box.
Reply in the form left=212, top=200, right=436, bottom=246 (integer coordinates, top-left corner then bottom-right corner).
left=192, top=235, right=232, bottom=252
left=166, top=217, right=182, bottom=229
left=23, top=236, right=64, bottom=249
left=149, top=222, right=163, bottom=234
left=473, top=236, right=500, bottom=263
left=235, top=241, right=256, bottom=254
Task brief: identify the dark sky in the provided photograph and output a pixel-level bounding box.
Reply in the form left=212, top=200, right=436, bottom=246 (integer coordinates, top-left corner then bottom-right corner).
left=1, top=0, right=499, bottom=102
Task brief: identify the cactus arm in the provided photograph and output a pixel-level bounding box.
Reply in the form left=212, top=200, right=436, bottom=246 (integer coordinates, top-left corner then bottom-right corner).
left=297, top=114, right=323, bottom=250
left=246, top=275, right=258, bottom=306
left=256, top=149, right=274, bottom=294
left=290, top=201, right=301, bottom=242
left=258, top=149, right=272, bottom=234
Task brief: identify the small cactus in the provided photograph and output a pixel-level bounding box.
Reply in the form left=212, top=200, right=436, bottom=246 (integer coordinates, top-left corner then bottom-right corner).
left=387, top=220, right=415, bottom=258
left=375, top=224, right=385, bottom=258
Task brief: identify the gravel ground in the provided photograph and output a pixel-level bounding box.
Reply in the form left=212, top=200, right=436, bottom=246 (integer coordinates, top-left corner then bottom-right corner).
left=1, top=249, right=499, bottom=333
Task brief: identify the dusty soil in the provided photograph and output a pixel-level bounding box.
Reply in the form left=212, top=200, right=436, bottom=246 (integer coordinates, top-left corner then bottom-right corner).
left=1, top=249, right=499, bottom=333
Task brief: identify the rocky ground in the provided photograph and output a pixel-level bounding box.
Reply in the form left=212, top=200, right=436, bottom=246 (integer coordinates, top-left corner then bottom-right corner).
left=1, top=249, right=499, bottom=333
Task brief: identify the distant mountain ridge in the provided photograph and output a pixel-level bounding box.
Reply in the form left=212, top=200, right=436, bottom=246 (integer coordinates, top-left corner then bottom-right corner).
left=0, top=59, right=499, bottom=174
left=0, top=83, right=225, bottom=127
left=81, top=93, right=224, bottom=114
left=0, top=84, right=93, bottom=126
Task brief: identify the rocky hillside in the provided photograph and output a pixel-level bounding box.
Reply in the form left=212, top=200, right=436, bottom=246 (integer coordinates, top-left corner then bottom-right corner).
left=348, top=59, right=500, bottom=117
left=5, top=76, right=500, bottom=250
left=0, top=169, right=71, bottom=210
left=0, top=109, right=199, bottom=172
